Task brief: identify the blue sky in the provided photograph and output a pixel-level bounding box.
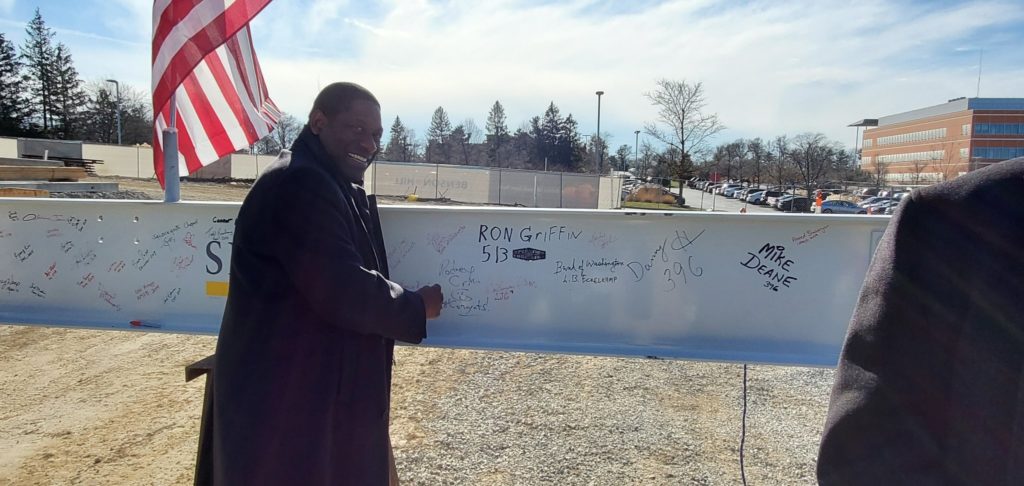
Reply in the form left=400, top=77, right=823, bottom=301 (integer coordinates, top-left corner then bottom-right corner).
left=1, top=0, right=1022, bottom=151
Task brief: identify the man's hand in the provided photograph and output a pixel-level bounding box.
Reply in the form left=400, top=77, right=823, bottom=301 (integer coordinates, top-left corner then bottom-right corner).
left=416, top=284, right=443, bottom=319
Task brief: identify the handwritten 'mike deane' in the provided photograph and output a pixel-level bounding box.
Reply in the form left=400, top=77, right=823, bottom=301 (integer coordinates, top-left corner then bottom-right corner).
left=740, top=243, right=799, bottom=291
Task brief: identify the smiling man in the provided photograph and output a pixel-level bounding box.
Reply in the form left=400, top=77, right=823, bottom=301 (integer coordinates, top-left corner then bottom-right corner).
left=211, top=82, right=443, bottom=485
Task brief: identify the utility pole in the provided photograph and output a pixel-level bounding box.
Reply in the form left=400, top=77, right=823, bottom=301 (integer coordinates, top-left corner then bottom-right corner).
left=595, top=90, right=604, bottom=174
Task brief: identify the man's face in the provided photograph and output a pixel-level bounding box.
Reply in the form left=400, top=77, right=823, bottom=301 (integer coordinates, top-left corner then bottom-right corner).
left=310, top=99, right=383, bottom=181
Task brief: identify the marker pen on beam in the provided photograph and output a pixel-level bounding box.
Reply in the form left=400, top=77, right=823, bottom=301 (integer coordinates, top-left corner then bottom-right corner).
left=130, top=320, right=162, bottom=329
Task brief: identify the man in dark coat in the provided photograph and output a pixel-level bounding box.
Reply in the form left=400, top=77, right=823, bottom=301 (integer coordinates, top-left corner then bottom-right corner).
left=818, top=156, right=1024, bottom=485
left=212, top=82, right=443, bottom=485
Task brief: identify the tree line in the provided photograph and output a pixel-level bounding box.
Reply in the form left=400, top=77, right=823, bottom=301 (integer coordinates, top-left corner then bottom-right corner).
left=2, top=9, right=869, bottom=186
left=0, top=9, right=151, bottom=145
left=257, top=79, right=730, bottom=176
left=699, top=134, right=870, bottom=195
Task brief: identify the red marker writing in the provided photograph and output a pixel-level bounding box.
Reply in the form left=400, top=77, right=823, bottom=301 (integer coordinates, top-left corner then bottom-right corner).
left=129, top=320, right=162, bottom=329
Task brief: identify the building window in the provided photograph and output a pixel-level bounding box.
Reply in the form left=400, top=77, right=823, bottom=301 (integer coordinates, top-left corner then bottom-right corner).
left=972, top=147, right=1024, bottom=159
left=877, top=128, right=947, bottom=146
left=863, top=139, right=873, bottom=148
left=974, top=123, right=1024, bottom=135
left=959, top=148, right=968, bottom=158
left=962, top=124, right=970, bottom=136
left=876, top=150, right=946, bottom=164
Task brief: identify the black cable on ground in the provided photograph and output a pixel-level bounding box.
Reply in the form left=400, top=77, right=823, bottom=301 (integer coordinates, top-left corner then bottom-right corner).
left=740, top=363, right=748, bottom=486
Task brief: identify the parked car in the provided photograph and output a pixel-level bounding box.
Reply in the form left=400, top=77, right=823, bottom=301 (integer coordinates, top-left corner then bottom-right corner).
left=746, top=190, right=766, bottom=204
left=773, top=194, right=795, bottom=209
left=883, top=198, right=906, bottom=215
left=819, top=200, right=867, bottom=214
left=756, top=190, right=784, bottom=205
left=778, top=196, right=811, bottom=212
left=716, top=183, right=743, bottom=195
left=866, top=199, right=899, bottom=214
left=723, top=185, right=746, bottom=198
left=766, top=191, right=791, bottom=207
left=858, top=196, right=892, bottom=207
left=735, top=187, right=759, bottom=200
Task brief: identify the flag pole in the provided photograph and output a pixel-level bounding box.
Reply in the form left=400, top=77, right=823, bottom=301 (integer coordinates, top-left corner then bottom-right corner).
left=163, top=93, right=181, bottom=202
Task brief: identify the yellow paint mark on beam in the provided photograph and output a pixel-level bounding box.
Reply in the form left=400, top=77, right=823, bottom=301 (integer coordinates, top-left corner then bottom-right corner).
left=206, top=281, right=229, bottom=297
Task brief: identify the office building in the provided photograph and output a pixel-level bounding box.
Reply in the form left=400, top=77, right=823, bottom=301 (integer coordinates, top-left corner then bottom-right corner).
left=852, top=98, right=1024, bottom=184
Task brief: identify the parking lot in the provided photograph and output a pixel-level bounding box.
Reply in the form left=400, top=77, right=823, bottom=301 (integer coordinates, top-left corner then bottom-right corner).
left=676, top=186, right=785, bottom=214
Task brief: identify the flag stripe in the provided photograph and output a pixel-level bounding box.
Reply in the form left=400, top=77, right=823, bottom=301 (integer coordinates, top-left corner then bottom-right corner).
left=181, top=73, right=236, bottom=158
left=153, top=0, right=236, bottom=100
left=152, top=0, right=204, bottom=44
left=197, top=55, right=256, bottom=147
left=225, top=29, right=259, bottom=108
left=152, top=0, right=277, bottom=187
left=217, top=46, right=270, bottom=140
left=152, top=0, right=271, bottom=117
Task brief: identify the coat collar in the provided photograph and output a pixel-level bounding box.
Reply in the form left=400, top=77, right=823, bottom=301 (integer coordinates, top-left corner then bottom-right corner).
left=290, top=125, right=365, bottom=187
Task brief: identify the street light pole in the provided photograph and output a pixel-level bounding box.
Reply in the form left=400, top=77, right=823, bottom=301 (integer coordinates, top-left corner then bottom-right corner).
left=105, top=79, right=122, bottom=145
left=595, top=90, right=604, bottom=174
left=634, top=130, right=640, bottom=173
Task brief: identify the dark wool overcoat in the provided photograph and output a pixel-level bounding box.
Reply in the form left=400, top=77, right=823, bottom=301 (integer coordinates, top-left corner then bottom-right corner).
left=818, top=157, right=1024, bottom=485
left=210, top=128, right=426, bottom=485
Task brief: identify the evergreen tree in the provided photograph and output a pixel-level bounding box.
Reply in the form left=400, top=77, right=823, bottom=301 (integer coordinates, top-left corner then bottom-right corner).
left=529, top=103, right=582, bottom=171
left=485, top=101, right=509, bottom=167
left=80, top=86, right=117, bottom=143
left=383, top=116, right=411, bottom=161
left=426, top=106, right=452, bottom=163
left=51, top=43, right=86, bottom=139
left=21, top=8, right=57, bottom=136
left=560, top=114, right=586, bottom=171
left=508, top=126, right=535, bottom=169
left=613, top=144, right=633, bottom=171
left=0, top=32, right=29, bottom=135
left=427, top=106, right=451, bottom=142
left=450, top=125, right=469, bottom=164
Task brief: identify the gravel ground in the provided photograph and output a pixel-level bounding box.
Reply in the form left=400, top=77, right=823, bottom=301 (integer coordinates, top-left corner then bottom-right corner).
left=392, top=350, right=832, bottom=485
left=1, top=177, right=836, bottom=485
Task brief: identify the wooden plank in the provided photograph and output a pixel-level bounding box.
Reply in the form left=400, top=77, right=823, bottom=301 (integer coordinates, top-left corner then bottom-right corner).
left=0, top=187, right=50, bottom=197
left=0, top=157, right=64, bottom=167
left=0, top=166, right=87, bottom=181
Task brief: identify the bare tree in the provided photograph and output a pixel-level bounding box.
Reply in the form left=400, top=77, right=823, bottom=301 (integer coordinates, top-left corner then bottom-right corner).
left=747, top=138, right=769, bottom=186
left=639, top=140, right=658, bottom=179
left=725, top=139, right=748, bottom=181
left=933, top=142, right=964, bottom=182
left=910, top=157, right=929, bottom=185
left=643, top=79, right=724, bottom=179
left=870, top=155, right=888, bottom=187
left=462, top=118, right=483, bottom=143
left=790, top=133, right=845, bottom=195
left=252, top=113, right=300, bottom=155
left=768, top=135, right=792, bottom=186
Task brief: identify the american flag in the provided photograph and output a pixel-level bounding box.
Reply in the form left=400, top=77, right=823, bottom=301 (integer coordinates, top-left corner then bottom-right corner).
left=152, top=0, right=280, bottom=186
